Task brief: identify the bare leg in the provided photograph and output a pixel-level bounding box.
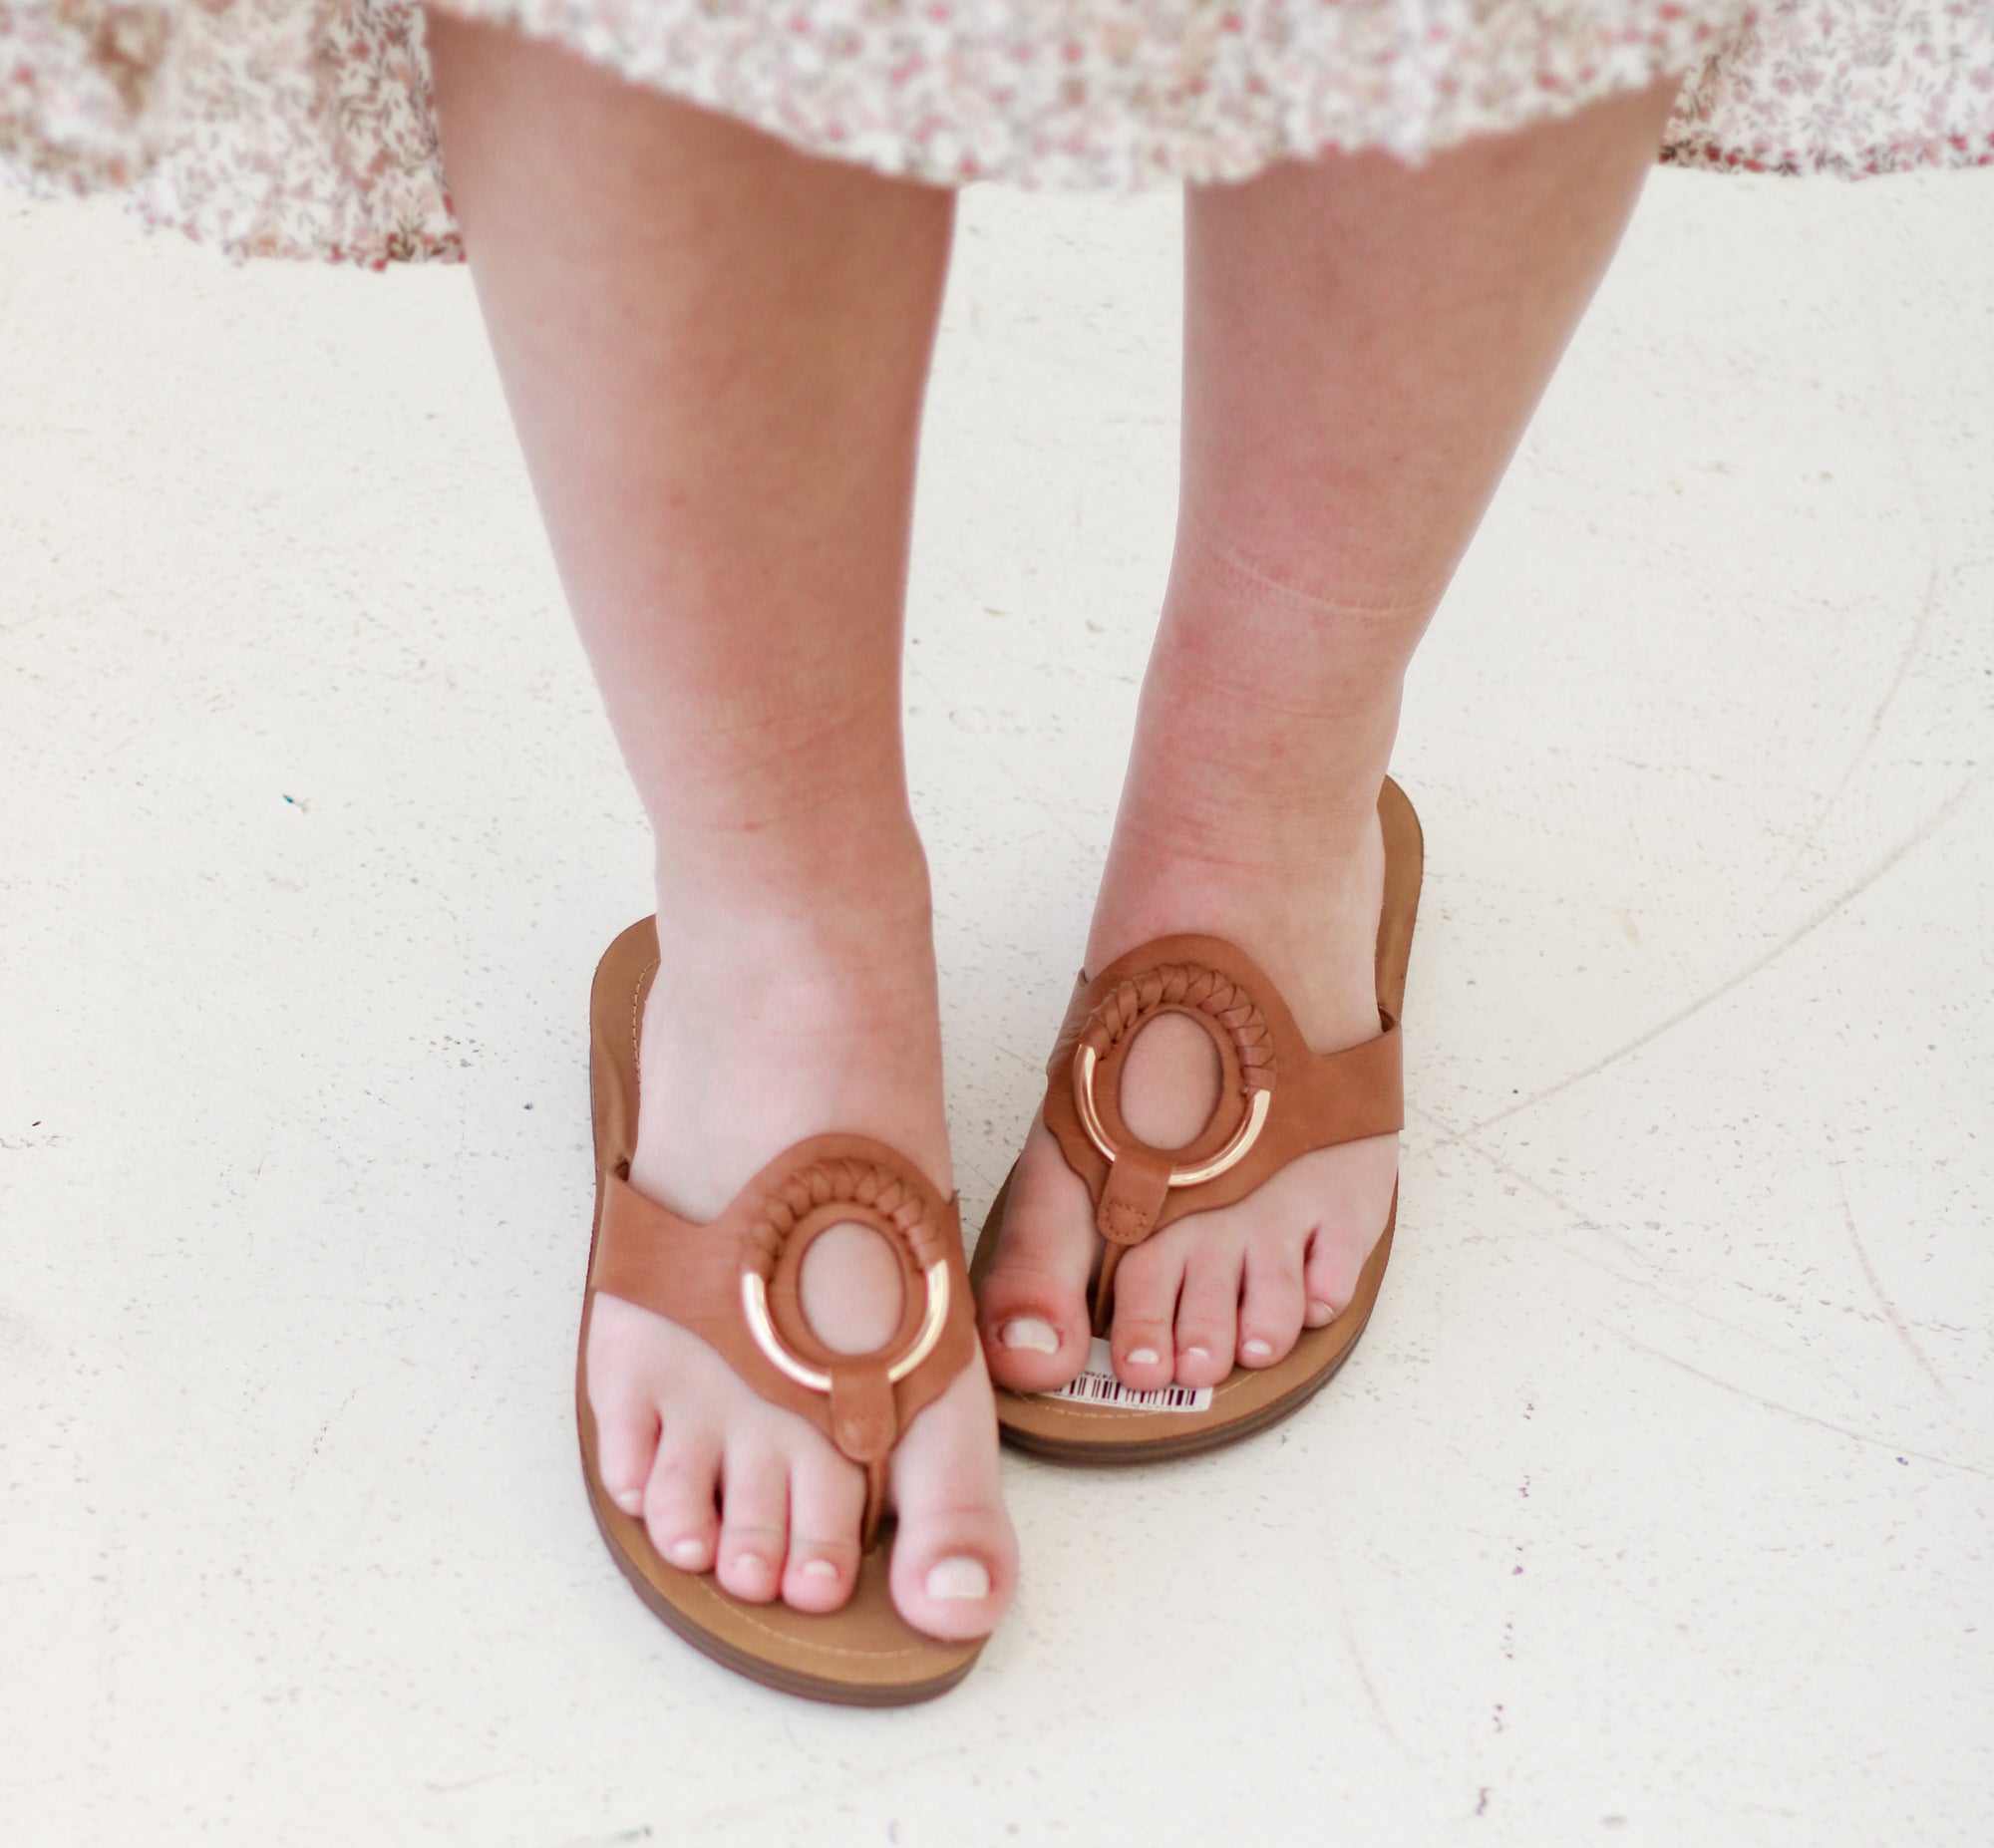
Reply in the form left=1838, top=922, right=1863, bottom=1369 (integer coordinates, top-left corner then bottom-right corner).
left=425, top=12, right=1014, bottom=1639
left=979, top=81, right=1684, bottom=1393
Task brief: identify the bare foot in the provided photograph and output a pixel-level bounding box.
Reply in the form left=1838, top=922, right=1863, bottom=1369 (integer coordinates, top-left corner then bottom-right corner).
left=976, top=804, right=1399, bottom=1397
left=586, top=871, right=1016, bottom=1641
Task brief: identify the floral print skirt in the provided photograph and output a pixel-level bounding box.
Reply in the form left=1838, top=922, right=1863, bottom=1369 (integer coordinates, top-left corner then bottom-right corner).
left=4, top=0, right=1991, bottom=264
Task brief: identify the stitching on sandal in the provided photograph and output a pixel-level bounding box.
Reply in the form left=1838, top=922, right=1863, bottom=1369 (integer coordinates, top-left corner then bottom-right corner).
left=628, top=959, right=658, bottom=1092
left=674, top=1569, right=931, bottom=1661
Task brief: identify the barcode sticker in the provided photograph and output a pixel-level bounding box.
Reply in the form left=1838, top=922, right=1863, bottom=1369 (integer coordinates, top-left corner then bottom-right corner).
left=1040, top=1338, right=1212, bottom=1413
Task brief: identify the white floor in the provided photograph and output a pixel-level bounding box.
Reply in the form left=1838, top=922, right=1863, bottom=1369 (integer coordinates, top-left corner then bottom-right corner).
left=2, top=161, right=1990, bottom=1848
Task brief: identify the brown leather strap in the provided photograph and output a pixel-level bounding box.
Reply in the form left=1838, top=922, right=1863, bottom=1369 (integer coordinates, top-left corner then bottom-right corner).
left=1041, top=933, right=1404, bottom=1336
left=588, top=1133, right=976, bottom=1548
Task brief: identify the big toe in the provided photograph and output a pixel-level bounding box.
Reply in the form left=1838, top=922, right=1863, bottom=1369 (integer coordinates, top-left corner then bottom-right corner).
left=886, top=1367, right=1017, bottom=1642
left=975, top=1115, right=1097, bottom=1392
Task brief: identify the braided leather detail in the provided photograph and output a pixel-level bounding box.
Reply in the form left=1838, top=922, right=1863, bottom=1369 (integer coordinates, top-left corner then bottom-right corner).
left=1080, top=962, right=1276, bottom=1093
left=745, top=1157, right=943, bottom=1278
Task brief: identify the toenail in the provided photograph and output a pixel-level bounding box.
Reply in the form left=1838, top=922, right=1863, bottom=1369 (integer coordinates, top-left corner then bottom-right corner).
left=612, top=1488, right=644, bottom=1515
left=925, top=1557, right=991, bottom=1602
left=668, top=1538, right=710, bottom=1569
left=800, top=1558, right=839, bottom=1581
left=1183, top=1344, right=1209, bottom=1363
left=1306, top=1300, right=1336, bottom=1326
left=1242, top=1338, right=1274, bottom=1360
left=734, top=1553, right=769, bottom=1576
left=1126, top=1347, right=1160, bottom=1367
left=1000, top=1317, right=1061, bottom=1354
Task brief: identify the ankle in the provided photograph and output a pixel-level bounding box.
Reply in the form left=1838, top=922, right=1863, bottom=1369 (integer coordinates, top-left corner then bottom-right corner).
left=651, top=806, right=935, bottom=956
left=1093, top=715, right=1392, bottom=942
left=641, top=813, right=942, bottom=1087
left=632, top=847, right=949, bottom=1213
left=1103, top=779, right=1385, bottom=888
left=1112, top=643, right=1402, bottom=875
left=1090, top=804, right=1384, bottom=946
left=1087, top=801, right=1386, bottom=1054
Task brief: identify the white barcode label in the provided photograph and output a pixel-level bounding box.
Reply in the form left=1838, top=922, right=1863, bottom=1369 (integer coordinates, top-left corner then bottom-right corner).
left=1041, top=1338, right=1212, bottom=1413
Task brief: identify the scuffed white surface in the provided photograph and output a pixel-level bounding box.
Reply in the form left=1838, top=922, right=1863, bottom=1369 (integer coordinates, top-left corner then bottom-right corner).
left=1, top=167, right=1990, bottom=1845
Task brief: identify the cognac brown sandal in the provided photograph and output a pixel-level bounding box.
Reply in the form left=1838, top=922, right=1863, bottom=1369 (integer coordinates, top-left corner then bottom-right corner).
left=971, top=775, right=1422, bottom=1463
left=579, top=918, right=986, bottom=1704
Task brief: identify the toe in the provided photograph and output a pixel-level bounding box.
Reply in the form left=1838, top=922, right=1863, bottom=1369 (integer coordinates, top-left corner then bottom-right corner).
left=1300, top=1134, right=1399, bottom=1322
left=586, top=1297, right=669, bottom=1515
left=887, top=1368, right=1017, bottom=1643
left=642, top=1422, right=722, bottom=1574
left=591, top=1383, right=661, bottom=1518
left=716, top=1442, right=790, bottom=1603
left=1172, top=1239, right=1242, bottom=1387
left=1106, top=1238, right=1180, bottom=1388
left=1302, top=1221, right=1359, bottom=1325
left=1238, top=1234, right=1307, bottom=1368
left=781, top=1446, right=864, bottom=1614
left=975, top=1115, right=1098, bottom=1392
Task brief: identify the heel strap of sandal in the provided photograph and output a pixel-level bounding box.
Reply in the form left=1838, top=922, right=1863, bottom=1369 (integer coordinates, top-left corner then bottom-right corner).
left=589, top=1133, right=975, bottom=1547
left=1039, top=933, right=1403, bottom=1335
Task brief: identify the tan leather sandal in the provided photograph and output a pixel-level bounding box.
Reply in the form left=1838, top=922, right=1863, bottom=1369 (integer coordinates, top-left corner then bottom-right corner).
left=972, top=775, right=1422, bottom=1462
left=578, top=918, right=986, bottom=1704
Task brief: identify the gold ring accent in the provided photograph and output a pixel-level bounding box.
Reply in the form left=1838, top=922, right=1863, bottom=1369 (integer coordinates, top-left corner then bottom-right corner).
left=1073, top=1040, right=1272, bottom=1185
left=740, top=1259, right=951, bottom=1394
